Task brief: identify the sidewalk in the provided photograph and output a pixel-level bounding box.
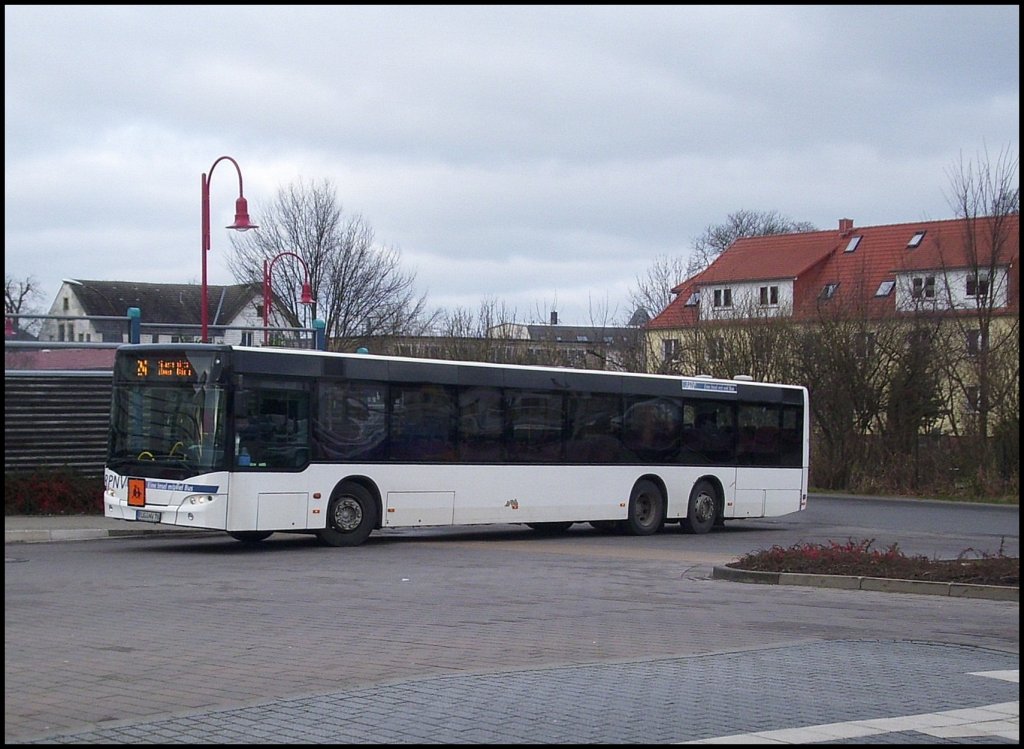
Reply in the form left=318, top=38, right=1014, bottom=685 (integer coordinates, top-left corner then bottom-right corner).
left=4, top=514, right=211, bottom=544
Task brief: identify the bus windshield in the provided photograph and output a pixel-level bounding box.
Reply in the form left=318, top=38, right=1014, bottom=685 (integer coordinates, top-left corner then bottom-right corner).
left=107, top=350, right=230, bottom=478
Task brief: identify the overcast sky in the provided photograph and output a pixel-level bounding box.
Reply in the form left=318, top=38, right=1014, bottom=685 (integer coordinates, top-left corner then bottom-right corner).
left=5, top=5, right=1019, bottom=326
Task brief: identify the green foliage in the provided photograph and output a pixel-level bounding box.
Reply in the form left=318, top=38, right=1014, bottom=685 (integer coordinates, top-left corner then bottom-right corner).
left=4, top=470, right=104, bottom=516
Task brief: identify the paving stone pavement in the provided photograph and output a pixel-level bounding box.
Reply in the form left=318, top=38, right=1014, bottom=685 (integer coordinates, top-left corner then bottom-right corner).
left=13, top=641, right=1019, bottom=744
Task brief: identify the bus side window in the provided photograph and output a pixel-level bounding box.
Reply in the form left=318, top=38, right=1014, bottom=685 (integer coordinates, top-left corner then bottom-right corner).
left=458, top=386, right=504, bottom=462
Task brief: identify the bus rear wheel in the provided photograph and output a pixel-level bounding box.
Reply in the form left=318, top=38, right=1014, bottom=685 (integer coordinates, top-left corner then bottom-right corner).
left=318, top=482, right=377, bottom=547
left=682, top=480, right=717, bottom=534
left=621, top=479, right=664, bottom=536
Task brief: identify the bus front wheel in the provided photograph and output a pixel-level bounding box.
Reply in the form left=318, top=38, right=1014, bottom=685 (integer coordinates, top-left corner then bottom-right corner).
left=682, top=480, right=717, bottom=534
left=318, top=482, right=377, bottom=547
left=621, top=479, right=664, bottom=536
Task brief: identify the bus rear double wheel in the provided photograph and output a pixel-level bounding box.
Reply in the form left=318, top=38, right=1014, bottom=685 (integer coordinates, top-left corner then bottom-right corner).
left=619, top=479, right=665, bottom=536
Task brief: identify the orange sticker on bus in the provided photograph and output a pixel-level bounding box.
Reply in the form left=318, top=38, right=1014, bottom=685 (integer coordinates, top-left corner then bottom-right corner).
left=128, top=478, right=146, bottom=507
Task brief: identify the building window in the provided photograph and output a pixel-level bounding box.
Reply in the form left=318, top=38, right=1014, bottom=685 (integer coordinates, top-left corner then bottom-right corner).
left=855, top=332, right=876, bottom=359
left=907, top=231, right=926, bottom=248
left=241, top=331, right=254, bottom=346
left=844, top=236, right=862, bottom=253
left=820, top=283, right=840, bottom=300
left=910, top=276, right=935, bottom=299
left=712, top=288, right=732, bottom=308
left=662, top=338, right=679, bottom=360
left=875, top=280, right=895, bottom=297
left=966, top=270, right=990, bottom=298
left=966, top=329, right=988, bottom=357
left=708, top=337, right=725, bottom=362
left=62, top=297, right=70, bottom=311
left=684, top=292, right=700, bottom=307
left=965, top=385, right=981, bottom=413
left=758, top=285, right=779, bottom=306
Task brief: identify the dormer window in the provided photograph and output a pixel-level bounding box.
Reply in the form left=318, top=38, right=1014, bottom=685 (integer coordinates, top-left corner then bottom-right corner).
left=911, top=275, right=936, bottom=299
left=684, top=291, right=700, bottom=307
left=844, top=236, right=862, bottom=253
left=907, top=231, right=926, bottom=248
left=820, top=282, right=840, bottom=300
left=966, top=270, right=990, bottom=298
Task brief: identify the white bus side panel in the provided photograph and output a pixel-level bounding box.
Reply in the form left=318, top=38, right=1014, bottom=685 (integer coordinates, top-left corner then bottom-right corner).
left=733, top=467, right=804, bottom=518
left=385, top=491, right=454, bottom=526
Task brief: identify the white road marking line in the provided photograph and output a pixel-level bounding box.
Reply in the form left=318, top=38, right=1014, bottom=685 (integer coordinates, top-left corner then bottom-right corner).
left=680, top=670, right=1019, bottom=744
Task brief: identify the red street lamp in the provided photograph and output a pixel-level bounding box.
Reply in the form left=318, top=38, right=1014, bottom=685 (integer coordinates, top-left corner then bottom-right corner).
left=201, top=156, right=258, bottom=343
left=263, top=251, right=314, bottom=345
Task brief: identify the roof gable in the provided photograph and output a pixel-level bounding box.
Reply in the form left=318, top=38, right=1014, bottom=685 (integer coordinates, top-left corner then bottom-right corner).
left=58, top=280, right=260, bottom=326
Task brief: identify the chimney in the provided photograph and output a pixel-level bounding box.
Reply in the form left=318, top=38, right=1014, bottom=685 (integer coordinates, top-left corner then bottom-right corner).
left=550, top=311, right=558, bottom=325
left=838, top=218, right=854, bottom=236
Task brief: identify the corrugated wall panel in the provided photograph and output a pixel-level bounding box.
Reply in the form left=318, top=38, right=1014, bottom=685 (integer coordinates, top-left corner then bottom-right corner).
left=4, top=372, right=113, bottom=476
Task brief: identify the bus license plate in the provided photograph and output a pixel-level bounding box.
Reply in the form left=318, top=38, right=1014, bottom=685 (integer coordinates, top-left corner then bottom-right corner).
left=136, top=510, right=161, bottom=523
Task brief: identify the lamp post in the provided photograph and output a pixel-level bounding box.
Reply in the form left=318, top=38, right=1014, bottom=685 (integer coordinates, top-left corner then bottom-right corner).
left=201, top=156, right=258, bottom=343
left=263, top=251, right=314, bottom=345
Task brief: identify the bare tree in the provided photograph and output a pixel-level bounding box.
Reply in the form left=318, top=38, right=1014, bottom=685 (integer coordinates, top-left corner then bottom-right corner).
left=686, top=209, right=817, bottom=277
left=933, top=145, right=1019, bottom=493
left=227, top=178, right=432, bottom=349
left=4, top=274, right=46, bottom=335
left=430, top=297, right=524, bottom=362
left=628, top=254, right=689, bottom=326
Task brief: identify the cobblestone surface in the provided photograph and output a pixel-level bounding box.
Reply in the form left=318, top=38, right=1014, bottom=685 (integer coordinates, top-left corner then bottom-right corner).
left=17, top=641, right=1018, bottom=744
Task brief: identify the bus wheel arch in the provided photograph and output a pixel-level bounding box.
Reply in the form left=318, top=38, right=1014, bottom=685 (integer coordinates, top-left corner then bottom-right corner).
left=621, top=476, right=666, bottom=536
left=525, top=521, right=574, bottom=534
left=682, top=477, right=721, bottom=534
left=317, top=477, right=381, bottom=547
left=227, top=530, right=273, bottom=544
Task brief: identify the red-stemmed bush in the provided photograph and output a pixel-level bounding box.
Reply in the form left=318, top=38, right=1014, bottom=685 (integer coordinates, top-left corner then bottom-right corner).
left=4, top=470, right=103, bottom=516
left=730, top=538, right=1018, bottom=586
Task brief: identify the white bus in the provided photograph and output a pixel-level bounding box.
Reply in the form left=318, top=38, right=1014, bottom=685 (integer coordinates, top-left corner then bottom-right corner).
left=103, top=344, right=809, bottom=546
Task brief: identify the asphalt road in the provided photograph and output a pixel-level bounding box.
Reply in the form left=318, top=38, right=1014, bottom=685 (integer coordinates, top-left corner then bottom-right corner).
left=4, top=495, right=1019, bottom=743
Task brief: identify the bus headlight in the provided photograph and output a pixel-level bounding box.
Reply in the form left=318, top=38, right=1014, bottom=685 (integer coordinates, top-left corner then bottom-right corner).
left=187, top=494, right=216, bottom=506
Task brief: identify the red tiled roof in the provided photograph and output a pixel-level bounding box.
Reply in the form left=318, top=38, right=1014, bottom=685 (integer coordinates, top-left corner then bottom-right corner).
left=647, top=214, right=1019, bottom=330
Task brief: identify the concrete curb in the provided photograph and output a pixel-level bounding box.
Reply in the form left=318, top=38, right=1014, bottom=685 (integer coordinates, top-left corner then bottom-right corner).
left=5, top=527, right=215, bottom=544
left=712, top=565, right=1019, bottom=602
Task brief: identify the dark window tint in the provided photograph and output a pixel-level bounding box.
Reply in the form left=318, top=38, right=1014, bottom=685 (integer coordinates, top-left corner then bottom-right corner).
left=737, top=403, right=781, bottom=466
left=687, top=400, right=735, bottom=464
left=507, top=390, right=563, bottom=462
left=779, top=405, right=804, bottom=468
left=622, top=396, right=681, bottom=463
left=390, top=383, right=458, bottom=462
left=236, top=381, right=311, bottom=469
left=313, top=380, right=387, bottom=461
left=566, top=393, right=623, bottom=463
left=458, top=386, right=505, bottom=462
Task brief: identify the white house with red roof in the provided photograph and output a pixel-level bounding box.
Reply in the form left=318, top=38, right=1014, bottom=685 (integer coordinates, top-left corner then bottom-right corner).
left=646, top=214, right=1019, bottom=371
